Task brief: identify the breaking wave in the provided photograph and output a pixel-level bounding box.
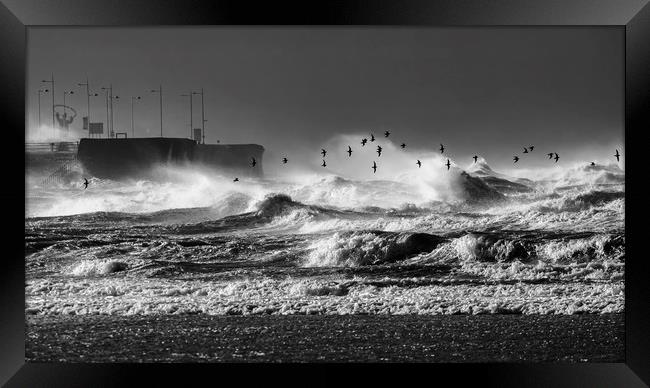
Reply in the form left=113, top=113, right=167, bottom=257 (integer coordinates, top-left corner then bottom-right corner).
left=533, top=189, right=625, bottom=213
left=305, top=230, right=447, bottom=267
left=447, top=232, right=624, bottom=264
left=305, top=230, right=624, bottom=268
left=253, top=193, right=329, bottom=218
left=69, top=260, right=129, bottom=276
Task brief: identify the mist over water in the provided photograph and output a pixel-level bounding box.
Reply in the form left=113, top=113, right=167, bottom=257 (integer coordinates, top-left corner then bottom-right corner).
left=27, top=124, right=84, bottom=143
left=27, top=134, right=623, bottom=218
left=25, top=133, right=625, bottom=317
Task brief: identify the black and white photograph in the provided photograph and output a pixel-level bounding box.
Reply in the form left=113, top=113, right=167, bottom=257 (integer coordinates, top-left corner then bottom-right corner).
left=25, top=27, right=625, bottom=363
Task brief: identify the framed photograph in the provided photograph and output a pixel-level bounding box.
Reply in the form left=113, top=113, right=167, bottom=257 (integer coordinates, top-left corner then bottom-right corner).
left=3, top=0, right=649, bottom=385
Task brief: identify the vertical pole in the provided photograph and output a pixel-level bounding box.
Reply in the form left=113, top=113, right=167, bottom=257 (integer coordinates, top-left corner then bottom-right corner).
left=131, top=97, right=134, bottom=138
left=201, top=88, right=205, bottom=145
left=110, top=84, right=114, bottom=138
left=159, top=85, right=163, bottom=137
left=51, top=73, right=55, bottom=137
left=63, top=92, right=67, bottom=134
left=37, top=90, right=41, bottom=128
left=190, top=93, right=193, bottom=139
left=105, top=90, right=109, bottom=139
left=86, top=77, right=91, bottom=129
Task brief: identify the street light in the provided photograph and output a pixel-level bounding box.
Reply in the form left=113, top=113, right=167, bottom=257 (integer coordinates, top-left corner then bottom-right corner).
left=112, top=95, right=120, bottom=138
left=62, top=90, right=74, bottom=134
left=78, top=78, right=94, bottom=132
left=101, top=85, right=119, bottom=137
left=150, top=85, right=163, bottom=137
left=83, top=90, right=99, bottom=138
left=41, top=74, right=55, bottom=137
left=131, top=96, right=141, bottom=138
left=37, top=88, right=49, bottom=128
left=192, top=89, right=206, bottom=144
left=180, top=92, right=193, bottom=139
left=101, top=86, right=111, bottom=138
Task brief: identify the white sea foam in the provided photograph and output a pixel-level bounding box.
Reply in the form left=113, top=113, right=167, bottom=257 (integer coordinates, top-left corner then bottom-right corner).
left=25, top=276, right=624, bottom=316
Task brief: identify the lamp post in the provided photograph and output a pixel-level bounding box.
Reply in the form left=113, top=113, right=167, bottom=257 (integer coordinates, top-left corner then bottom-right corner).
left=62, top=90, right=74, bottom=134
left=101, top=87, right=110, bottom=138
left=101, top=85, right=119, bottom=137
left=37, top=88, right=49, bottom=128
left=192, top=89, right=206, bottom=144
left=131, top=96, right=141, bottom=138
left=181, top=92, right=193, bottom=139
left=86, top=91, right=99, bottom=137
left=112, top=94, right=120, bottom=137
left=150, top=85, right=163, bottom=137
left=41, top=74, right=55, bottom=137
left=77, top=77, right=93, bottom=131
left=101, top=86, right=111, bottom=138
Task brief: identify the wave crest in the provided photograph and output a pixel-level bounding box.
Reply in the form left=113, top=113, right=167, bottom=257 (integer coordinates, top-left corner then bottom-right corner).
left=305, top=230, right=446, bottom=267
left=440, top=232, right=625, bottom=264
left=453, top=233, right=534, bottom=263
left=254, top=193, right=308, bottom=217
left=69, top=260, right=128, bottom=276
left=535, top=189, right=624, bottom=213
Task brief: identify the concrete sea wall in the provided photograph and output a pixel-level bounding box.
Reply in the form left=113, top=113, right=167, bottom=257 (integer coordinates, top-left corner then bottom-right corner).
left=76, top=138, right=264, bottom=179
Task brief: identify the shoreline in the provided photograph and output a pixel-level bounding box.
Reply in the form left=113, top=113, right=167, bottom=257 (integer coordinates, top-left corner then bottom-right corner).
left=26, top=313, right=624, bottom=362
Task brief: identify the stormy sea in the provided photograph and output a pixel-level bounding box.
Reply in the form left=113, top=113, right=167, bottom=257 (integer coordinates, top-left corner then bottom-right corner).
left=25, top=144, right=625, bottom=362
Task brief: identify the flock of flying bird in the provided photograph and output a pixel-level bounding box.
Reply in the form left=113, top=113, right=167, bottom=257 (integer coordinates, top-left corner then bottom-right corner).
left=237, top=130, right=622, bottom=182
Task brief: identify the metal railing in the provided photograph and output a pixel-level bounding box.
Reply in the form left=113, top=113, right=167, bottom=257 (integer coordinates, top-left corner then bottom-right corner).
left=40, top=156, right=81, bottom=186
left=25, top=142, right=79, bottom=154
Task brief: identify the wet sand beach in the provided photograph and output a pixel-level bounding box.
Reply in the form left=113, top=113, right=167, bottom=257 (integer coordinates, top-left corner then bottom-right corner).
left=26, top=313, right=624, bottom=362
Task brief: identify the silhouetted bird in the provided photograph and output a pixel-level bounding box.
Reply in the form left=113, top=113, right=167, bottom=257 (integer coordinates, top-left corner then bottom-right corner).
left=384, top=130, right=390, bottom=138
left=473, top=155, right=478, bottom=163
left=347, top=146, right=352, bottom=157
left=547, top=152, right=554, bottom=159
left=322, top=159, right=327, bottom=167
left=529, top=146, right=534, bottom=152
left=377, top=145, right=382, bottom=157
left=614, top=149, right=620, bottom=162
left=372, top=161, right=377, bottom=173
left=445, top=159, right=451, bottom=170
left=416, top=160, right=421, bottom=168
left=513, top=156, right=519, bottom=163
left=554, top=153, right=560, bottom=163
left=282, top=157, right=288, bottom=164
left=400, top=143, right=406, bottom=149
left=83, top=178, right=89, bottom=190
left=590, top=162, right=596, bottom=166
left=523, top=147, right=529, bottom=154
left=370, top=134, right=375, bottom=142
left=233, top=177, right=239, bottom=182
left=439, top=144, right=444, bottom=153
left=251, top=157, right=257, bottom=167
left=361, top=138, right=368, bottom=146
left=321, top=149, right=327, bottom=157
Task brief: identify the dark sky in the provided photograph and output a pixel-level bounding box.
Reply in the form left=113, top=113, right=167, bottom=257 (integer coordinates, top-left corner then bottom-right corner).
left=27, top=27, right=623, bottom=170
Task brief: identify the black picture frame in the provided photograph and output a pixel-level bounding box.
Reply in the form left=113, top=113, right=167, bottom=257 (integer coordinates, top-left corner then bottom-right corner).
left=3, top=0, right=649, bottom=386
